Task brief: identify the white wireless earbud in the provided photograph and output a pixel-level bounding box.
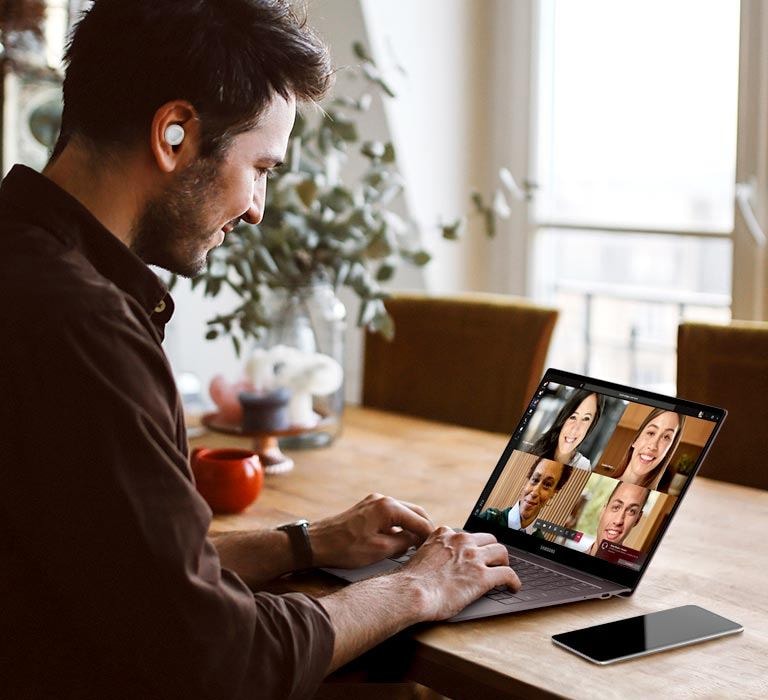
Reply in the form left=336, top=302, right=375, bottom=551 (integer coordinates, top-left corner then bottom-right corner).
left=164, top=124, right=185, bottom=147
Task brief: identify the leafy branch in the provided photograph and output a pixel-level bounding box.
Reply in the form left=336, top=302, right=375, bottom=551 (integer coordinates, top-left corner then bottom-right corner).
left=183, top=41, right=520, bottom=355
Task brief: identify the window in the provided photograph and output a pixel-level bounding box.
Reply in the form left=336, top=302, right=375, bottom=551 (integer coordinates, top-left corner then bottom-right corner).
left=531, top=0, right=740, bottom=391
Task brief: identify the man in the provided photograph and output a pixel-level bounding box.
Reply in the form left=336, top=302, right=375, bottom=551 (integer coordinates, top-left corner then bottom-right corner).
left=587, top=481, right=649, bottom=556
left=0, top=2, right=519, bottom=699
left=478, top=457, right=573, bottom=536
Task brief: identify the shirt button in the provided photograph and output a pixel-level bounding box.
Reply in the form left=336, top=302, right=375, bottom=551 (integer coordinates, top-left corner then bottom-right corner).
left=154, top=300, right=167, bottom=314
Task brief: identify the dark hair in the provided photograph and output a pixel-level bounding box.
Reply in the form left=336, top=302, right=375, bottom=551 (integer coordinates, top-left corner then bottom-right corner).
left=53, top=0, right=332, bottom=159
left=526, top=457, right=573, bottom=493
left=614, top=408, right=686, bottom=488
left=530, top=389, right=605, bottom=463
left=604, top=480, right=651, bottom=513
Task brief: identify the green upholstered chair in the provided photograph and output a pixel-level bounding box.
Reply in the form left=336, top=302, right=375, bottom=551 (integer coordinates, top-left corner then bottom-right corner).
left=362, top=292, right=558, bottom=434
left=677, top=320, right=768, bottom=490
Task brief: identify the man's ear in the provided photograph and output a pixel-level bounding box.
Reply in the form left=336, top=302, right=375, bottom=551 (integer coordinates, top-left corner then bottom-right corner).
left=150, top=100, right=201, bottom=173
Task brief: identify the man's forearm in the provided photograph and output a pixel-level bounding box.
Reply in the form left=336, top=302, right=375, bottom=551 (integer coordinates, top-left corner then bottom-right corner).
left=210, top=527, right=427, bottom=671
left=210, top=529, right=294, bottom=587
left=317, top=572, right=426, bottom=673
left=210, top=494, right=434, bottom=587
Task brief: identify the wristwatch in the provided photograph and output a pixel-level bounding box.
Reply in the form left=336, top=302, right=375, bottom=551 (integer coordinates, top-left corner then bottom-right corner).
left=276, top=519, right=313, bottom=571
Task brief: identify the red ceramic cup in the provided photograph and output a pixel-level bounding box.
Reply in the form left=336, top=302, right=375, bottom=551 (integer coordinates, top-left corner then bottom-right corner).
left=191, top=447, right=264, bottom=514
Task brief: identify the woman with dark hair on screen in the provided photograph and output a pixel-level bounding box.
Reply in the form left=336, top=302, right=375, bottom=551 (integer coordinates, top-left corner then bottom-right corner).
left=613, top=408, right=686, bottom=490
left=529, top=389, right=605, bottom=469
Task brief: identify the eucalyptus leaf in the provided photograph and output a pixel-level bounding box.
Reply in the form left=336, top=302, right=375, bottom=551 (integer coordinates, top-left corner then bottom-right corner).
left=382, top=211, right=407, bottom=235
left=441, top=218, right=466, bottom=240
left=484, top=209, right=496, bottom=238
left=295, top=177, right=319, bottom=207
left=330, top=96, right=359, bottom=109
left=318, top=126, right=333, bottom=155
left=377, top=311, right=395, bottom=341
left=331, top=115, right=358, bottom=142
left=382, top=143, right=396, bottom=163
left=357, top=94, right=373, bottom=111
left=207, top=278, right=222, bottom=296
left=361, top=141, right=385, bottom=160
left=379, top=183, right=403, bottom=206
left=335, top=260, right=351, bottom=287
left=499, top=167, right=525, bottom=199
left=492, top=189, right=511, bottom=219
left=321, top=186, right=355, bottom=213
left=352, top=41, right=375, bottom=63
left=366, top=231, right=393, bottom=259
left=357, top=299, right=375, bottom=326
left=376, top=262, right=395, bottom=282
left=360, top=62, right=396, bottom=98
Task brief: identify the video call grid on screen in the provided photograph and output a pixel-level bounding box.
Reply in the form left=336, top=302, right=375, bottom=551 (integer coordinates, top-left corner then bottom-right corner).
left=470, top=370, right=722, bottom=573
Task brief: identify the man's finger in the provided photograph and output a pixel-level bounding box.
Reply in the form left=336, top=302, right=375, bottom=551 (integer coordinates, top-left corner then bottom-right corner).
left=488, top=565, right=522, bottom=592
left=481, top=542, right=512, bottom=566
left=385, top=500, right=434, bottom=540
left=397, top=499, right=432, bottom=523
left=464, top=531, right=498, bottom=547
left=380, top=529, right=419, bottom=556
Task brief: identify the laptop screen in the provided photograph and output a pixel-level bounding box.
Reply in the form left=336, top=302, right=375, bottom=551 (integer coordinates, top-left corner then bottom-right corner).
left=465, top=368, right=726, bottom=590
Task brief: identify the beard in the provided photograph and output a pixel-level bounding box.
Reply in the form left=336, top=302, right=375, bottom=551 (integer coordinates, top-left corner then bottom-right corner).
left=131, top=157, right=227, bottom=278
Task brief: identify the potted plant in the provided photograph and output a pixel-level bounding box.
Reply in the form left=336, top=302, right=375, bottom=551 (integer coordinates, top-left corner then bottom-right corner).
left=181, top=43, right=517, bottom=445
left=668, top=452, right=696, bottom=496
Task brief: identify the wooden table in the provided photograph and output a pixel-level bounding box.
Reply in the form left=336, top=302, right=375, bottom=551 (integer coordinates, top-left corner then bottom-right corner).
left=195, top=406, right=768, bottom=699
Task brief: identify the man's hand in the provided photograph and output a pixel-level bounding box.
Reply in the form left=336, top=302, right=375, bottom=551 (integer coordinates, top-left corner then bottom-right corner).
left=394, top=526, right=521, bottom=621
left=309, top=493, right=434, bottom=569
left=318, top=525, right=521, bottom=671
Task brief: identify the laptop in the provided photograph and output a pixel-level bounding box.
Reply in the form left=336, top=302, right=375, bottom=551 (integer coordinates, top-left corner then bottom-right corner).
left=324, top=368, right=726, bottom=622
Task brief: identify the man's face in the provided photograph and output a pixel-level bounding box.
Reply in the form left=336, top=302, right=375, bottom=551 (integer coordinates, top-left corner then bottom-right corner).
left=595, top=482, right=646, bottom=548
left=132, top=94, right=296, bottom=277
left=517, top=459, right=563, bottom=526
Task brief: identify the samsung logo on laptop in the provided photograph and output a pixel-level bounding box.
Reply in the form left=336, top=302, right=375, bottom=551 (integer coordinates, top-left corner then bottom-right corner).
left=539, top=545, right=556, bottom=554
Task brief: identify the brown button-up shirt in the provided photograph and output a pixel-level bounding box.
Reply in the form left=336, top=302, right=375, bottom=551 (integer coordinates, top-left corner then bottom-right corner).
left=0, top=165, right=334, bottom=699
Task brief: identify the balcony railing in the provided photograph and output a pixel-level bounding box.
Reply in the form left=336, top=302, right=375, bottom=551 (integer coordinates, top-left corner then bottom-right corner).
left=551, top=280, right=731, bottom=390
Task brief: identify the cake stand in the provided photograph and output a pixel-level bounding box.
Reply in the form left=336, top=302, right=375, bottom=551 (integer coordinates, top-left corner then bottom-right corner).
left=201, top=412, right=331, bottom=474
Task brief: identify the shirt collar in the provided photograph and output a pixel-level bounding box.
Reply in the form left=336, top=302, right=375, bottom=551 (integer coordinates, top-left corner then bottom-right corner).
left=0, top=164, right=174, bottom=326
left=508, top=503, right=536, bottom=535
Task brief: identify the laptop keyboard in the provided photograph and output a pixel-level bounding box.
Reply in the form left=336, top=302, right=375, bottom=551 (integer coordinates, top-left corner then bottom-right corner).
left=487, top=553, right=600, bottom=603
left=388, top=549, right=600, bottom=603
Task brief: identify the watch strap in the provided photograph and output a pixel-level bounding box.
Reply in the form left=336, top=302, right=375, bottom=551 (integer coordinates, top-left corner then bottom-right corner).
left=277, top=519, right=313, bottom=571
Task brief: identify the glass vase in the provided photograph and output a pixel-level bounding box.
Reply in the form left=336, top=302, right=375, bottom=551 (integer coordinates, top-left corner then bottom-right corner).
left=260, top=283, right=346, bottom=448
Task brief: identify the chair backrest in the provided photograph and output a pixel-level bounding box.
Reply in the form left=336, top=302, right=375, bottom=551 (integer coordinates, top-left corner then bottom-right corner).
left=677, top=320, right=768, bottom=490
left=362, top=292, right=558, bottom=434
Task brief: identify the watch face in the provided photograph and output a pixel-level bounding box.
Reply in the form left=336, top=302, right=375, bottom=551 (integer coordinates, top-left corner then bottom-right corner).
left=279, top=519, right=308, bottom=530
